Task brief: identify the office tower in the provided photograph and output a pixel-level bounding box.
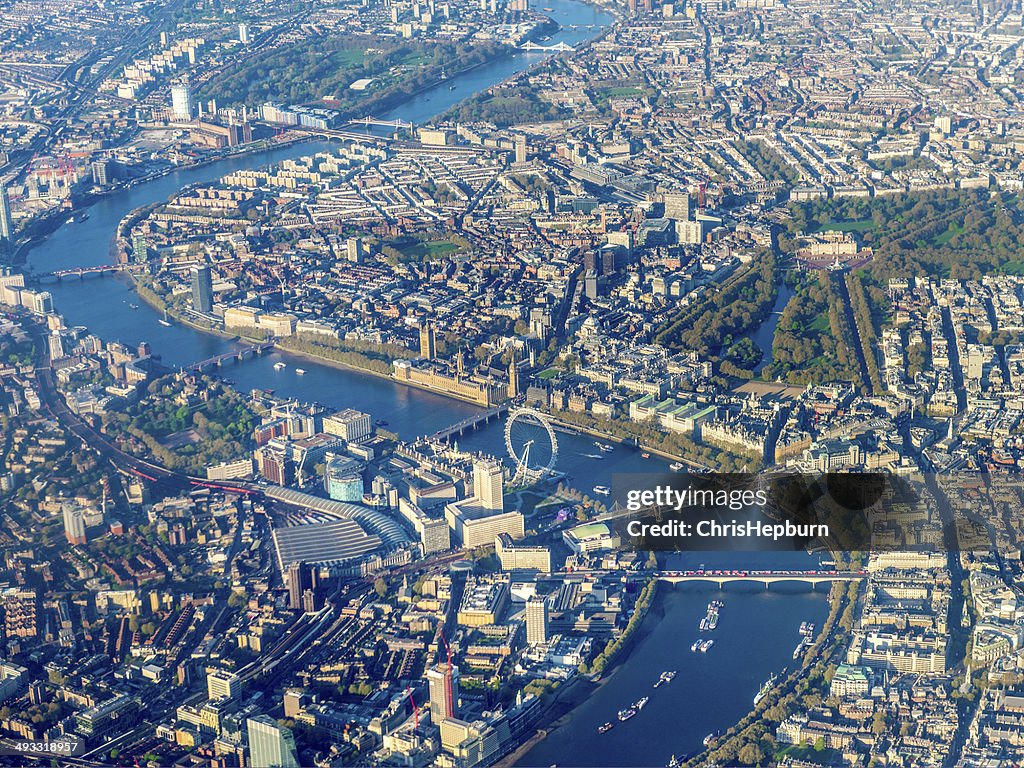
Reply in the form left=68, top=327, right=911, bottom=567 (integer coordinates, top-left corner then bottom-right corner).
left=238, top=23, right=250, bottom=44
left=0, top=184, right=11, bottom=242
left=62, top=506, right=86, bottom=545
left=425, top=663, right=459, bottom=723
left=170, top=82, right=193, bottom=121
left=419, top=320, right=436, bottom=359
left=473, top=459, right=504, bottom=512
left=525, top=595, right=549, bottom=645
left=663, top=191, right=690, bottom=221
left=190, top=265, right=213, bottom=313
left=286, top=562, right=320, bottom=612
left=514, top=133, right=527, bottom=164
left=207, top=669, right=241, bottom=700
left=247, top=715, right=299, bottom=768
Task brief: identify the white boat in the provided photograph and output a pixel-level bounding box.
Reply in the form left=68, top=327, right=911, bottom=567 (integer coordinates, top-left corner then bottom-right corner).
left=274, top=362, right=286, bottom=370
left=669, top=462, right=684, bottom=471
left=593, top=485, right=610, bottom=495
left=295, top=368, right=306, bottom=375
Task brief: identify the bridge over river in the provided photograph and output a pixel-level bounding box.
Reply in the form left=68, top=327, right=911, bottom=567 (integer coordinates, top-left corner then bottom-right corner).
left=656, top=569, right=867, bottom=588
left=186, top=342, right=276, bottom=372
left=428, top=402, right=510, bottom=441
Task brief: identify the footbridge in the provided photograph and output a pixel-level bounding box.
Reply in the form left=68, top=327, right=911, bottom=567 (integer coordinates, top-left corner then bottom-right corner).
left=656, top=569, right=866, bottom=588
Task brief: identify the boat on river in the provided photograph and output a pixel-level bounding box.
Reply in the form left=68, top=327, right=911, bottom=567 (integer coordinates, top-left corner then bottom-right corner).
left=754, top=673, right=778, bottom=705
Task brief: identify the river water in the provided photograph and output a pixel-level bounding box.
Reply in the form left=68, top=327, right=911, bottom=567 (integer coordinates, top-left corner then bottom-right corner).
left=517, top=552, right=830, bottom=767
left=24, top=5, right=828, bottom=762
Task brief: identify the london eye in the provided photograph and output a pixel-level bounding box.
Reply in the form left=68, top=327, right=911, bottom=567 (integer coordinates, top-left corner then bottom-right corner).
left=504, top=407, right=559, bottom=485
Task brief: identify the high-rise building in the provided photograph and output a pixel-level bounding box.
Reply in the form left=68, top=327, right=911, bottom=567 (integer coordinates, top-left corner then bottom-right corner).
left=191, top=265, right=213, bottom=313
left=425, top=663, right=459, bottom=723
left=238, top=23, right=250, bottom=44
left=171, top=82, right=193, bottom=121
left=283, top=689, right=310, bottom=719
left=345, top=236, right=364, bottom=262
left=514, top=133, right=527, bottom=164
left=206, top=669, right=241, bottom=700
left=91, top=159, right=113, bottom=187
left=525, top=595, right=549, bottom=645
left=247, top=715, right=299, bottom=768
left=663, top=191, right=690, bottom=221
left=322, top=408, right=371, bottom=441
left=323, top=455, right=364, bottom=502
left=48, top=331, right=65, bottom=361
left=286, top=562, right=320, bottom=612
left=62, top=505, right=86, bottom=545
left=419, top=320, right=436, bottom=359
left=0, top=184, right=12, bottom=242
left=473, top=459, right=504, bottom=512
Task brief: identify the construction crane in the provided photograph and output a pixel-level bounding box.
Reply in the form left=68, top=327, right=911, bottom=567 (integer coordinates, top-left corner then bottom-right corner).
left=406, top=686, right=420, bottom=728
left=692, top=174, right=710, bottom=210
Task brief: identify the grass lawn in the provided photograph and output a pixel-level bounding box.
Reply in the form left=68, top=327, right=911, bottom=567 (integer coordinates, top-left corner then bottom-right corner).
left=774, top=744, right=841, bottom=764
left=801, top=314, right=830, bottom=333
left=537, top=367, right=562, bottom=380
left=602, top=85, right=645, bottom=98
left=998, top=260, right=1024, bottom=275
left=814, top=219, right=874, bottom=233
left=333, top=46, right=366, bottom=68
left=398, top=239, right=464, bottom=260
left=932, top=221, right=964, bottom=245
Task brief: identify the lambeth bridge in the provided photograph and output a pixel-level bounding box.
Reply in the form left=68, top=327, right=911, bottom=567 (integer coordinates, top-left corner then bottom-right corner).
left=186, top=342, right=276, bottom=372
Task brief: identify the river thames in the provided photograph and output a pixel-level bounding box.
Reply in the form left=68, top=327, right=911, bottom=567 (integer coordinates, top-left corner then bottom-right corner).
left=23, top=3, right=830, bottom=761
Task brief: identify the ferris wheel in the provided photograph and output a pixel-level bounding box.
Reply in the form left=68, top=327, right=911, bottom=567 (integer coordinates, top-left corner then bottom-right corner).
left=504, top=407, right=559, bottom=485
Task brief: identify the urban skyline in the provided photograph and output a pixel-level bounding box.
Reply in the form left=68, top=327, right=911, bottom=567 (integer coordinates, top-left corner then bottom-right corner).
left=0, top=0, right=1023, bottom=766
